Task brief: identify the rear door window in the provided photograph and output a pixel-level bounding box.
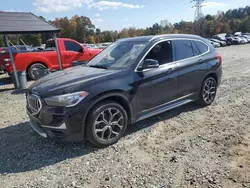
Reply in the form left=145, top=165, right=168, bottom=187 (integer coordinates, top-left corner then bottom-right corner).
left=173, top=40, right=194, bottom=61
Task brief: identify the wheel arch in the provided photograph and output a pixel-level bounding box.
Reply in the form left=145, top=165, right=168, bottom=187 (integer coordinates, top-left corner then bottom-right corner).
left=82, top=91, right=132, bottom=133
left=26, top=61, right=48, bottom=73
left=203, top=72, right=218, bottom=84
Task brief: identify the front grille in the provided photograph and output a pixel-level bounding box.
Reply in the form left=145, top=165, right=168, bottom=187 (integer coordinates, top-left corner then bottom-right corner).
left=27, top=94, right=42, bottom=115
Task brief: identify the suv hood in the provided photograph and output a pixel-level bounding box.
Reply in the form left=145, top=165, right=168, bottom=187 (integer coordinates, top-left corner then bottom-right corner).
left=29, top=66, right=119, bottom=97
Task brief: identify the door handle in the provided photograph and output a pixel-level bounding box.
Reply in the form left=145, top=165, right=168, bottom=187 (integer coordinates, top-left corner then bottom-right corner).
left=198, top=59, right=203, bottom=64
left=166, top=68, right=173, bottom=74
left=66, top=54, right=71, bottom=58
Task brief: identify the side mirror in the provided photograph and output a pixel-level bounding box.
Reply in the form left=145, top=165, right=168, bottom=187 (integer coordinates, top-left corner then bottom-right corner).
left=78, top=48, right=84, bottom=53
left=138, top=59, right=159, bottom=71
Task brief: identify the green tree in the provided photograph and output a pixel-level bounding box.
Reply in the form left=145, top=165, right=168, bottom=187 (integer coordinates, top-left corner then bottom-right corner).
left=229, top=19, right=242, bottom=33
left=101, top=31, right=113, bottom=42
left=128, top=27, right=138, bottom=37
left=241, top=17, right=250, bottom=32
left=95, top=28, right=102, bottom=43
left=143, top=27, right=154, bottom=35
left=152, top=23, right=162, bottom=34
left=75, top=16, right=95, bottom=43
left=20, top=34, right=42, bottom=46
left=174, top=21, right=193, bottom=34
left=118, top=29, right=129, bottom=38
left=88, top=35, right=95, bottom=43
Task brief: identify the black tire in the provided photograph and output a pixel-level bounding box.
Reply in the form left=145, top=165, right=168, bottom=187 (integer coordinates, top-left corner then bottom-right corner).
left=86, top=101, right=128, bottom=148
left=197, top=77, right=217, bottom=106
left=27, top=63, right=46, bottom=80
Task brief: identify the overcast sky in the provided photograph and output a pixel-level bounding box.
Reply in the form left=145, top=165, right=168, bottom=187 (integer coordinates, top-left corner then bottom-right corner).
left=2, top=0, right=250, bottom=30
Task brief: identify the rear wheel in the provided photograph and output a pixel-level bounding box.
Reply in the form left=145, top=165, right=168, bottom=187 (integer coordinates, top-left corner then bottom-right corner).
left=197, top=77, right=217, bottom=106
left=27, top=63, right=46, bottom=80
left=86, top=101, right=128, bottom=148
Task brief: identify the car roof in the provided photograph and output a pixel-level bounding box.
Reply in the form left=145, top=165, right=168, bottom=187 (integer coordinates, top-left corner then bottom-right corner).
left=117, top=34, right=205, bottom=43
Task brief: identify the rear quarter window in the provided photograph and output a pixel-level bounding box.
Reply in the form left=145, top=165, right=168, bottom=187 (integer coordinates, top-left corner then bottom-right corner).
left=194, top=41, right=209, bottom=54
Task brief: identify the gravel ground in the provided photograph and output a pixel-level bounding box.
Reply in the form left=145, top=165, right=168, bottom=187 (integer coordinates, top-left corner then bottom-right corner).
left=0, top=44, right=250, bottom=188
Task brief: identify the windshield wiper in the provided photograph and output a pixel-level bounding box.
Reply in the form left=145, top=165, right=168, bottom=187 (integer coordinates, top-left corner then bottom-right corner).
left=88, top=65, right=108, bottom=69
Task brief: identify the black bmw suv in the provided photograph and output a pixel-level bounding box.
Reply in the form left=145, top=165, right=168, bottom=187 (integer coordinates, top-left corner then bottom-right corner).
left=27, top=34, right=222, bottom=148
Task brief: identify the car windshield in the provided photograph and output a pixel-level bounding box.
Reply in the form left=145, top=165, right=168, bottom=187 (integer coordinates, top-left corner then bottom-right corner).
left=87, top=41, right=147, bottom=69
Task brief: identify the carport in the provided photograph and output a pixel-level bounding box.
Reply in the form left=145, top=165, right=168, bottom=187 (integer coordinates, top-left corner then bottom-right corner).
left=0, top=12, right=61, bottom=89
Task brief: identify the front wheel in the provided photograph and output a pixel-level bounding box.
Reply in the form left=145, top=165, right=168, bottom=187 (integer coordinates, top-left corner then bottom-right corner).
left=197, top=77, right=217, bottom=106
left=86, top=101, right=128, bottom=148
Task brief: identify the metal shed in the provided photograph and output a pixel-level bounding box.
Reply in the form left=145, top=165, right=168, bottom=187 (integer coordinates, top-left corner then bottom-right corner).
left=0, top=12, right=61, bottom=89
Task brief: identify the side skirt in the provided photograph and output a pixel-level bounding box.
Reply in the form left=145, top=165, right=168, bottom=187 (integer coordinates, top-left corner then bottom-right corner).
left=136, top=95, right=195, bottom=122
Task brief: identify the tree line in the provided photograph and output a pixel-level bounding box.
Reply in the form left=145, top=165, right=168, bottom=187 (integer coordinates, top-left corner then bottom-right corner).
left=0, top=6, right=250, bottom=47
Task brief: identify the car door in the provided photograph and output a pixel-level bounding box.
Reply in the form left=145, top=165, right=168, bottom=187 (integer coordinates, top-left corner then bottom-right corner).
left=172, top=39, right=209, bottom=97
left=62, top=41, right=92, bottom=68
left=134, top=40, right=178, bottom=116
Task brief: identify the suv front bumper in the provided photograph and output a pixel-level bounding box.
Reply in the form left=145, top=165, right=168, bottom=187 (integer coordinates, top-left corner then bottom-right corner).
left=27, top=104, right=87, bottom=142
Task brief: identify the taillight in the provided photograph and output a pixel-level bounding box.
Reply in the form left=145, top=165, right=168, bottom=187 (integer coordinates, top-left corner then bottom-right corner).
left=3, top=58, right=11, bottom=67
left=216, top=55, right=222, bottom=63
left=4, top=58, right=10, bottom=62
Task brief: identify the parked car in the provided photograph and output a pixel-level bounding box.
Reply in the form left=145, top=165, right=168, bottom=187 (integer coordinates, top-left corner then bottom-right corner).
left=209, top=38, right=227, bottom=47
left=209, top=40, right=220, bottom=48
left=238, top=36, right=249, bottom=43
left=226, top=37, right=240, bottom=45
left=234, top=36, right=245, bottom=44
left=242, top=33, right=250, bottom=36
left=242, top=35, right=250, bottom=42
left=234, top=32, right=242, bottom=36
left=224, top=39, right=232, bottom=46
left=0, top=38, right=102, bottom=79
left=26, top=34, right=222, bottom=148
left=97, top=43, right=112, bottom=49
left=213, top=35, right=231, bottom=46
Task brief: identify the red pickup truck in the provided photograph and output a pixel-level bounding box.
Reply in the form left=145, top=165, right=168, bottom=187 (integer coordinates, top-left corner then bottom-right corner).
left=0, top=38, right=102, bottom=79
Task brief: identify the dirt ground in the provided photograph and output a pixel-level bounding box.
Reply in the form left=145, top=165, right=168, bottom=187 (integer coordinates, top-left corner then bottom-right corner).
left=0, top=44, right=250, bottom=188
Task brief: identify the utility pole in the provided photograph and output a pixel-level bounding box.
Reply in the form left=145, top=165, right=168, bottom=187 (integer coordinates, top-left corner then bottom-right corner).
left=191, top=0, right=205, bottom=21
left=191, top=0, right=205, bottom=35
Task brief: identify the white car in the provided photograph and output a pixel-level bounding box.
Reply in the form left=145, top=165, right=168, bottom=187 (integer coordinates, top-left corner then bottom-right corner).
left=234, top=37, right=245, bottom=44
left=210, top=41, right=220, bottom=48
left=242, top=36, right=250, bottom=43
left=239, top=37, right=248, bottom=43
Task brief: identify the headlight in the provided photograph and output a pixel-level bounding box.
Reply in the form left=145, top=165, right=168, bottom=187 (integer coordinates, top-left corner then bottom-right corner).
left=44, top=91, right=89, bottom=107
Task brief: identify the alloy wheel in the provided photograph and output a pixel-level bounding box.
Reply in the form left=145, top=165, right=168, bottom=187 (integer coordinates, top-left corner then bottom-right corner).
left=94, top=107, right=124, bottom=141
left=203, top=79, right=216, bottom=104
